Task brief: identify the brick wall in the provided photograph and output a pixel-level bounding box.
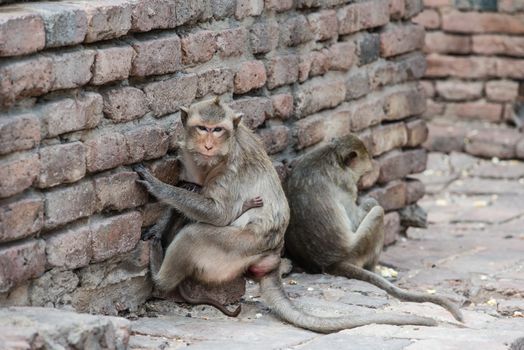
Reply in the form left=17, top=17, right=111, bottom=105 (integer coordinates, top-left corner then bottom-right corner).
left=0, top=0, right=428, bottom=314
left=416, top=0, right=524, bottom=158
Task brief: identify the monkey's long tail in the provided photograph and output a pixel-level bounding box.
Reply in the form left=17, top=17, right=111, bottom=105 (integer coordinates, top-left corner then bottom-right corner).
left=331, top=261, right=464, bottom=322
left=259, top=271, right=437, bottom=334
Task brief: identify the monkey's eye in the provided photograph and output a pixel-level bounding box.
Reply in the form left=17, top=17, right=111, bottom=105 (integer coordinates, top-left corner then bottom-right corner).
left=213, top=127, right=223, bottom=133
left=196, top=126, right=207, bottom=132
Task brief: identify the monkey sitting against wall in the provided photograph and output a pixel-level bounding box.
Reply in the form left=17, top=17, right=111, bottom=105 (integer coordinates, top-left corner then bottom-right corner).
left=284, top=134, right=464, bottom=322
left=135, top=97, right=438, bottom=333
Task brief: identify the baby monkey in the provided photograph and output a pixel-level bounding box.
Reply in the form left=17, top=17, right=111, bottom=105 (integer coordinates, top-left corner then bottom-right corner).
left=285, top=134, right=464, bottom=322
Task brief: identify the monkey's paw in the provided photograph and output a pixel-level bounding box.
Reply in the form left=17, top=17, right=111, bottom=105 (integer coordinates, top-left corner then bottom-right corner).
left=141, top=225, right=161, bottom=241
left=249, top=196, right=263, bottom=208
left=133, top=164, right=153, bottom=180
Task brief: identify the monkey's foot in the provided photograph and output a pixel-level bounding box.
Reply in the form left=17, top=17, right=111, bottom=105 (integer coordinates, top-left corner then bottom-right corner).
left=177, top=284, right=242, bottom=317
left=141, top=226, right=161, bottom=241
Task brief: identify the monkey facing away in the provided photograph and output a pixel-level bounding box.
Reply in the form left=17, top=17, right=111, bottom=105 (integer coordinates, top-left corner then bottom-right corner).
left=284, top=134, right=464, bottom=323
left=135, top=97, right=438, bottom=333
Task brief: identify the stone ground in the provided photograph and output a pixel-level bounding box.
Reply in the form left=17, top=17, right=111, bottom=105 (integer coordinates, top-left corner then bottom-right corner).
left=2, top=152, right=524, bottom=349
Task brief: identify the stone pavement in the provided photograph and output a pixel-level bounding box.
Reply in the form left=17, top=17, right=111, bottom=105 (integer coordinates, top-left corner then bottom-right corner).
left=2, top=152, right=524, bottom=349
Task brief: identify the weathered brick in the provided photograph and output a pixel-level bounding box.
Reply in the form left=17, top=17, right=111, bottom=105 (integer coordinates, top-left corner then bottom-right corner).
left=234, top=60, right=267, bottom=94
left=517, top=139, right=524, bottom=159
left=249, top=20, right=279, bottom=54
left=45, top=225, right=91, bottom=269
left=85, top=132, right=128, bottom=172
left=266, top=55, right=300, bottom=89
left=406, top=119, right=428, bottom=147
left=424, top=122, right=466, bottom=153
left=383, top=211, right=400, bottom=246
left=229, top=97, right=273, bottom=129
left=346, top=69, right=371, bottom=100
left=371, top=122, right=408, bottom=156
left=49, top=49, right=95, bottom=90
left=369, top=52, right=427, bottom=89
left=38, top=142, right=86, bottom=189
left=41, top=93, right=103, bottom=138
left=124, top=125, right=169, bottom=163
left=496, top=57, right=524, bottom=79
left=143, top=203, right=169, bottom=228
left=355, top=32, right=380, bottom=66
left=295, top=76, right=346, bottom=117
left=235, top=0, right=264, bottom=19
left=347, top=98, right=384, bottom=131
left=308, top=10, right=338, bottom=41
left=131, top=33, right=181, bottom=77
left=406, top=179, right=425, bottom=204
left=92, top=44, right=134, bottom=85
left=337, top=0, right=389, bottom=35
left=211, top=0, right=236, bottom=19
left=0, top=8, right=45, bottom=57
left=293, top=113, right=325, bottom=150
left=102, top=87, right=148, bottom=123
left=455, top=0, right=497, bottom=10
left=181, top=30, right=217, bottom=65
left=0, top=55, right=53, bottom=109
left=0, top=196, right=43, bottom=243
left=425, top=54, right=496, bottom=78
left=380, top=24, right=425, bottom=58
left=472, top=35, right=524, bottom=57
left=280, top=15, right=314, bottom=47
left=377, top=149, right=427, bottom=183
left=0, top=240, right=45, bottom=293
left=23, top=2, right=87, bottom=48
left=328, top=42, right=356, bottom=71
left=90, top=211, right=142, bottom=262
left=404, top=0, right=424, bottom=18
left=130, top=0, right=177, bottom=32
left=445, top=100, right=503, bottom=122
left=420, top=80, right=435, bottom=98
left=44, top=181, right=96, bottom=229
left=197, top=68, right=234, bottom=98
left=271, top=94, right=294, bottom=119
left=265, top=0, right=294, bottom=11
left=424, top=32, right=471, bottom=54
left=485, top=80, right=519, bottom=102
left=465, top=128, right=522, bottom=159
left=383, top=86, right=426, bottom=120
left=94, top=171, right=149, bottom=212
left=412, top=9, right=440, bottom=29
left=499, top=0, right=524, bottom=12
left=216, top=27, right=248, bottom=58
left=143, top=74, right=198, bottom=117
left=367, top=180, right=407, bottom=211
left=176, top=0, right=210, bottom=26
left=389, top=0, right=406, bottom=19
left=257, top=125, right=290, bottom=154
left=423, top=0, right=451, bottom=6
left=442, top=11, right=524, bottom=34
left=0, top=153, right=39, bottom=198
left=298, top=51, right=331, bottom=82
left=435, top=80, right=484, bottom=101
left=296, top=0, right=349, bottom=8
left=0, top=113, right=40, bottom=155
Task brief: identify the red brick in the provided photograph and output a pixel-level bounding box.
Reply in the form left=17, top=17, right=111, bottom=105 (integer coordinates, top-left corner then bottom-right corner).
left=383, top=85, right=426, bottom=120
left=367, top=180, right=407, bottom=211
left=0, top=8, right=45, bottom=57
left=295, top=76, right=346, bottom=117
left=216, top=27, right=248, bottom=58
left=496, top=57, right=524, bottom=79
left=41, top=93, right=103, bottom=138
left=389, top=0, right=406, bottom=20
left=45, top=225, right=91, bottom=269
left=44, top=181, right=96, bottom=229
left=0, top=240, right=45, bottom=293
left=0, top=55, right=53, bottom=109
left=90, top=211, right=142, bottom=262
left=0, top=114, right=40, bottom=156
left=143, top=74, right=198, bottom=117
left=442, top=11, right=524, bottom=34
left=406, top=179, right=425, bottom=204
left=176, top=0, right=210, bottom=26
left=404, top=0, right=424, bottom=18
left=425, top=54, right=496, bottom=78
left=257, top=125, right=290, bottom=154
left=102, top=87, right=149, bottom=123
left=369, top=52, right=427, bottom=89
left=234, top=60, right=267, bottom=94
left=298, top=51, right=331, bottom=82
left=85, top=132, right=128, bottom=173
left=420, top=80, right=435, bottom=97
left=229, top=97, right=273, bottom=129
left=271, top=94, right=294, bottom=119
left=236, top=0, right=264, bottom=19
left=435, top=80, right=484, bottom=101
left=38, top=142, right=86, bottom=189
left=380, top=24, right=425, bottom=57
left=499, top=0, right=524, bottom=12
left=358, top=159, right=380, bottom=189
left=196, top=68, right=234, bottom=98
left=249, top=20, right=279, bottom=54
left=472, top=35, right=524, bottom=57
left=346, top=69, right=371, bottom=100
left=293, top=113, right=325, bottom=150
left=371, top=122, right=408, bottom=156
left=517, top=139, right=524, bottom=159
left=383, top=211, right=400, bottom=246
left=466, top=128, right=522, bottom=159
left=423, top=122, right=466, bottom=153
left=181, top=31, right=217, bottom=65
left=266, top=55, right=300, bottom=89
left=265, top=0, right=294, bottom=11
left=445, top=100, right=503, bottom=122
left=131, top=33, right=181, bottom=77
left=412, top=9, right=440, bottom=29
left=406, top=119, right=428, bottom=147
left=337, top=0, right=389, bottom=35
left=485, top=80, right=519, bottom=102
left=92, top=44, right=134, bottom=85
left=211, top=0, right=236, bottom=19
left=308, top=10, right=338, bottom=41
left=378, top=149, right=427, bottom=183
left=94, top=171, right=149, bottom=212
left=347, top=98, right=384, bottom=131
left=49, top=49, right=95, bottom=90
left=131, top=0, right=177, bottom=32
left=0, top=153, right=39, bottom=199
left=124, top=125, right=169, bottom=163
left=167, top=114, right=185, bottom=151
left=280, top=15, right=314, bottom=47
left=0, top=196, right=44, bottom=243
left=328, top=42, right=356, bottom=71
left=424, top=32, right=471, bottom=54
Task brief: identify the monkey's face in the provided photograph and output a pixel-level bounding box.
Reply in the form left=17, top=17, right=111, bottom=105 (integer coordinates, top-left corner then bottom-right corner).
left=185, top=120, right=233, bottom=165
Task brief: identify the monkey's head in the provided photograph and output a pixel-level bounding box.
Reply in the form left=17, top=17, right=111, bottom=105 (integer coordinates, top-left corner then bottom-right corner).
left=330, top=134, right=373, bottom=177
left=180, top=97, right=242, bottom=166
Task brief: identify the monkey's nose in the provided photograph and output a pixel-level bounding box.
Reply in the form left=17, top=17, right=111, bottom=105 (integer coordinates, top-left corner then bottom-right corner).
left=205, top=145, right=213, bottom=151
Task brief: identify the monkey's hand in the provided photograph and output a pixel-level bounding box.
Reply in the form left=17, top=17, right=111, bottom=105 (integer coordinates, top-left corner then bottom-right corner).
left=358, top=197, right=380, bottom=212
left=141, top=225, right=162, bottom=241
left=133, top=164, right=156, bottom=182
left=241, top=196, right=264, bottom=214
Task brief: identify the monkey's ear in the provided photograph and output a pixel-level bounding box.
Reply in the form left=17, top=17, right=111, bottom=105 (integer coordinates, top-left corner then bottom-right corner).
left=180, top=107, right=189, bottom=126
left=233, top=113, right=243, bottom=128
left=345, top=151, right=358, bottom=167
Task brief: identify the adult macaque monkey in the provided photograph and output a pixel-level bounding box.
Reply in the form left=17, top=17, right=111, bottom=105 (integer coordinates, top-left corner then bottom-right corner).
left=285, top=134, right=464, bottom=323
left=135, top=98, right=437, bottom=333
